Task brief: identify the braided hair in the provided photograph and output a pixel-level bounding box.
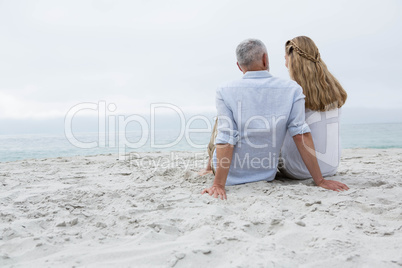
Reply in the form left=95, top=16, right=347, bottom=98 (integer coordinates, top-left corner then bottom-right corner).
left=285, top=36, right=347, bottom=111
left=288, top=40, right=320, bottom=63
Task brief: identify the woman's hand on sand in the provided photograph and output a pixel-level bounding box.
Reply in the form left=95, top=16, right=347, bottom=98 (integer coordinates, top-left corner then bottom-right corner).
left=197, top=168, right=213, bottom=176
left=317, top=179, right=349, bottom=192
left=201, top=184, right=227, bottom=200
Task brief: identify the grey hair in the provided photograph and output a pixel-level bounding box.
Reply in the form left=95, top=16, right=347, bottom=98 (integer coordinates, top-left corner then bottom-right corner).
left=236, top=38, right=267, bottom=67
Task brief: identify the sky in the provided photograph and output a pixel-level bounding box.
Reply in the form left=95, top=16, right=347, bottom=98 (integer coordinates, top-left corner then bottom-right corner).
left=0, top=0, right=401, bottom=134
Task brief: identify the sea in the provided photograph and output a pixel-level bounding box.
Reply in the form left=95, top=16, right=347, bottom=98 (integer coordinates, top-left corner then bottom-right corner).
left=1, top=123, right=402, bottom=162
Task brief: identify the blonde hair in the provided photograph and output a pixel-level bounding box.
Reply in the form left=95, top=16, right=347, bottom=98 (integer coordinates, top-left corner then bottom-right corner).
left=285, top=36, right=347, bottom=111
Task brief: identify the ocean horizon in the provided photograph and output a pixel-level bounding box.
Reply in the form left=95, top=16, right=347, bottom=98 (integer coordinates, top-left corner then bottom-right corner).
left=1, top=122, right=402, bottom=163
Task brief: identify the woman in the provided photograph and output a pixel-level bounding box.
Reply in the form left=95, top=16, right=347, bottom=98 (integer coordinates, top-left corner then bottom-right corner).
left=279, top=36, right=347, bottom=179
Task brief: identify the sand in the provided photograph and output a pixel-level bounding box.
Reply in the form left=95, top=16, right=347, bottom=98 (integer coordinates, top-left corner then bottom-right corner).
left=0, top=149, right=401, bottom=267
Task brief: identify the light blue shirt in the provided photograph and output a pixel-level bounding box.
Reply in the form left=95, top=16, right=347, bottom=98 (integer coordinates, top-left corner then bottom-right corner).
left=213, top=70, right=310, bottom=186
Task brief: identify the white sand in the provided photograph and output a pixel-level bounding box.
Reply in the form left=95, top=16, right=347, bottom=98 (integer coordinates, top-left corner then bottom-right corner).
left=0, top=149, right=401, bottom=267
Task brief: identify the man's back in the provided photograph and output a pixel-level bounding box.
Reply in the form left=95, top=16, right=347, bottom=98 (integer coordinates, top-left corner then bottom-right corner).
left=213, top=70, right=310, bottom=185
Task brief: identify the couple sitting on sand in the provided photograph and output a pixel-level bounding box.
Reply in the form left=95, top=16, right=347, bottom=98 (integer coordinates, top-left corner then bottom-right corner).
left=200, top=36, right=349, bottom=200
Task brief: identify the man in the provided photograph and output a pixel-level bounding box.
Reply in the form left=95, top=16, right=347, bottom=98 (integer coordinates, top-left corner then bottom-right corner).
left=202, top=39, right=349, bottom=200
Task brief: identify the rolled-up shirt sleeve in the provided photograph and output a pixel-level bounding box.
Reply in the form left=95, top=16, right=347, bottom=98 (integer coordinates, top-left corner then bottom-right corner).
left=215, top=88, right=239, bottom=145
left=287, top=87, right=311, bottom=137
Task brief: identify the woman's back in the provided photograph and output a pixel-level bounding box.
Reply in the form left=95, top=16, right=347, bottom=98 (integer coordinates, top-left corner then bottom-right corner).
left=280, top=108, right=342, bottom=179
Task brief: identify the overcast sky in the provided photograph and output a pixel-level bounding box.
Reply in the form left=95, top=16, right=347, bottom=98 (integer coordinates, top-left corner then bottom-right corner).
left=0, top=0, right=401, bottom=124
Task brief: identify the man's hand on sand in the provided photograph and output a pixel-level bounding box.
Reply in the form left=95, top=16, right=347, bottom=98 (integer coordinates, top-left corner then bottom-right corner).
left=317, top=179, right=349, bottom=192
left=201, top=184, right=227, bottom=200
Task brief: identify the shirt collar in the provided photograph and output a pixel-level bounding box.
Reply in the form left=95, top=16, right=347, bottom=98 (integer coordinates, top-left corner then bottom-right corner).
left=242, top=70, right=272, bottom=79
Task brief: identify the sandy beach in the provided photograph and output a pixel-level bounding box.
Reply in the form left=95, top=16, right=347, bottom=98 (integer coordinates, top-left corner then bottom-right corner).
left=0, top=148, right=401, bottom=267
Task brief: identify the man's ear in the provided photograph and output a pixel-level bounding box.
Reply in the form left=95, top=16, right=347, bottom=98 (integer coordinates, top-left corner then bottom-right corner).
left=237, top=62, right=243, bottom=72
left=262, top=53, right=268, bottom=69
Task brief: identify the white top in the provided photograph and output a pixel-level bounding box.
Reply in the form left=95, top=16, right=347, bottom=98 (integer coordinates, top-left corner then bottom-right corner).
left=280, top=108, right=342, bottom=179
